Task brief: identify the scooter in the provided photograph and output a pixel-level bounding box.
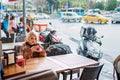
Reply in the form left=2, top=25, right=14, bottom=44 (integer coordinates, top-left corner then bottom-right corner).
left=77, top=26, right=103, bottom=61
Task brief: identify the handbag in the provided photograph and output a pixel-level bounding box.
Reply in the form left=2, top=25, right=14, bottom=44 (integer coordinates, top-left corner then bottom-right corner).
left=12, top=27, right=17, bottom=32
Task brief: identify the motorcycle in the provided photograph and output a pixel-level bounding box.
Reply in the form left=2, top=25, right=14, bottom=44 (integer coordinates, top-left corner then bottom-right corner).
left=77, top=26, right=103, bottom=61
left=39, top=30, right=62, bottom=45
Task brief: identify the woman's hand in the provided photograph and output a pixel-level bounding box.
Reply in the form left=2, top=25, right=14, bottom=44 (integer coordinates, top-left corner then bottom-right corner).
left=31, top=45, right=42, bottom=52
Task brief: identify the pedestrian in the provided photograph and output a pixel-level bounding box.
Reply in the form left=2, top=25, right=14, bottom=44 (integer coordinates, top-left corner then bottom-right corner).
left=8, top=15, right=17, bottom=41
left=17, top=17, right=24, bottom=35
left=26, top=15, right=34, bottom=32
left=2, top=14, right=10, bottom=38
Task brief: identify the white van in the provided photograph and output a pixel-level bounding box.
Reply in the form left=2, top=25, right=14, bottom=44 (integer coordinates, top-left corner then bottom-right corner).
left=61, top=12, right=82, bottom=22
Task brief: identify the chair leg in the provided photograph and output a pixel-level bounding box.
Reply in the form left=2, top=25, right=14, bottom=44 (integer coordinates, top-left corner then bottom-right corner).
left=77, top=72, right=80, bottom=77
left=62, top=72, right=67, bottom=80
left=57, top=73, right=60, bottom=79
left=77, top=69, right=80, bottom=77
left=70, top=70, right=73, bottom=80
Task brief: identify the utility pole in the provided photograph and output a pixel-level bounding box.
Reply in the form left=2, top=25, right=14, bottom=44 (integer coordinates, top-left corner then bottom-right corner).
left=0, top=0, right=2, bottom=57
left=23, top=0, right=27, bottom=35
left=66, top=0, right=68, bottom=11
left=0, top=0, right=2, bottom=19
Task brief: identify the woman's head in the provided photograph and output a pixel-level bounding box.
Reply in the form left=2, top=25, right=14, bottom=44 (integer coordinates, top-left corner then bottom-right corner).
left=27, top=15, right=31, bottom=20
left=5, top=14, right=9, bottom=20
left=10, top=15, right=15, bottom=20
left=20, top=17, right=23, bottom=22
left=25, top=32, right=38, bottom=45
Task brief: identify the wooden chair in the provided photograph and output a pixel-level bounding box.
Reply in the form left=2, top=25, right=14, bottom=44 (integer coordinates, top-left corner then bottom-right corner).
left=6, top=69, right=58, bottom=80
left=1, top=37, right=13, bottom=43
left=15, top=35, right=26, bottom=42
left=72, top=64, right=104, bottom=80
left=14, top=45, right=21, bottom=55
left=113, top=55, right=120, bottom=80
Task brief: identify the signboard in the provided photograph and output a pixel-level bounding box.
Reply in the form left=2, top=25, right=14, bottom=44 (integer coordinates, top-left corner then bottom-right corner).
left=0, top=6, right=4, bottom=10
left=9, top=0, right=16, bottom=2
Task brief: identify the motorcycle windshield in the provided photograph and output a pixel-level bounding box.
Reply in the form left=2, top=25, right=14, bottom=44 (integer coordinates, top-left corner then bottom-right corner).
left=86, top=40, right=102, bottom=59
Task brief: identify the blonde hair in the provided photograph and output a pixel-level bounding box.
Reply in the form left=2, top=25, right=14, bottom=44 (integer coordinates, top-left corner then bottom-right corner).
left=25, top=32, right=37, bottom=42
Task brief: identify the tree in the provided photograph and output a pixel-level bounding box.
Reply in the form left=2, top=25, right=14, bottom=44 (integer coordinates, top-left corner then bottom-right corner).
left=95, top=2, right=104, bottom=10
left=79, top=0, right=88, bottom=9
left=106, top=0, right=117, bottom=10
left=86, top=0, right=96, bottom=9
left=33, top=0, right=47, bottom=12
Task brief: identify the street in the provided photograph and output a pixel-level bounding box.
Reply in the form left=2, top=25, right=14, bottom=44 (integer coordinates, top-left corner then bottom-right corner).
left=35, top=18, right=120, bottom=80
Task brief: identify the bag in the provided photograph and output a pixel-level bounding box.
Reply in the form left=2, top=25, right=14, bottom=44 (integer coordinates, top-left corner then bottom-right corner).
left=46, top=44, right=72, bottom=56
left=0, top=22, right=4, bottom=30
left=12, top=27, right=17, bottom=32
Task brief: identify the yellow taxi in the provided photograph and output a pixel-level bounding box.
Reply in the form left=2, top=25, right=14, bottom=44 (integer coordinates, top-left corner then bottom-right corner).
left=83, top=13, right=109, bottom=24
left=29, top=13, right=38, bottom=20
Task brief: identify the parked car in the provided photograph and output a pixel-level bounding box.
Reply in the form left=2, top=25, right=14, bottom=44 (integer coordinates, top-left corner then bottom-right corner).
left=61, top=12, right=82, bottom=22
left=83, top=13, right=108, bottom=24
left=114, top=7, right=120, bottom=12
left=87, top=8, right=101, bottom=14
left=38, top=13, right=50, bottom=19
left=111, top=13, right=120, bottom=23
left=102, top=11, right=112, bottom=18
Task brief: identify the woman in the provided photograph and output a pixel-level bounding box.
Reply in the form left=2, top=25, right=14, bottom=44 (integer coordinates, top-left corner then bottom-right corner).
left=17, top=17, right=24, bottom=35
left=8, top=15, right=17, bottom=41
left=20, top=32, right=46, bottom=59
left=2, top=14, right=9, bottom=38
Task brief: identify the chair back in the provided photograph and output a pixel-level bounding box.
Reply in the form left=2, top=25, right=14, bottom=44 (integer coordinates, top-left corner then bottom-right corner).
left=80, top=64, right=104, bottom=80
left=6, top=69, right=58, bottom=80
left=113, top=55, right=120, bottom=80
left=15, top=35, right=26, bottom=42
left=14, top=45, right=21, bottom=55
left=1, top=37, right=13, bottom=43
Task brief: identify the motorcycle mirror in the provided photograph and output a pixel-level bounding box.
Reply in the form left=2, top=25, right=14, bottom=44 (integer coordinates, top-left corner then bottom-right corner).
left=49, top=22, right=52, bottom=25
left=101, top=36, right=104, bottom=38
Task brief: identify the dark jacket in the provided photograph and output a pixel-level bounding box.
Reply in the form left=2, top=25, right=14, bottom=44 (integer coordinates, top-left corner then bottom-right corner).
left=0, top=62, right=4, bottom=80
left=2, top=19, right=9, bottom=32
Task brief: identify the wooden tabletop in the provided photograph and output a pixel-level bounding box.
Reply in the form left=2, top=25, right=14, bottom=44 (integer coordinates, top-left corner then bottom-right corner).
left=4, top=64, right=25, bottom=79
left=4, top=54, right=99, bottom=79
left=24, top=57, right=69, bottom=73
left=49, top=54, right=99, bottom=69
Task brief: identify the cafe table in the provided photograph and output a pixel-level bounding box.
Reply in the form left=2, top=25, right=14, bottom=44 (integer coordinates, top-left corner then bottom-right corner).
left=4, top=54, right=99, bottom=79
left=34, top=23, right=48, bottom=32
left=48, top=54, right=99, bottom=69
